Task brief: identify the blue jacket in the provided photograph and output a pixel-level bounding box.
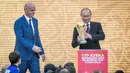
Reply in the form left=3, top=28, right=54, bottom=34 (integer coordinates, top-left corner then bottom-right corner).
left=14, top=15, right=44, bottom=60
left=5, top=65, right=19, bottom=73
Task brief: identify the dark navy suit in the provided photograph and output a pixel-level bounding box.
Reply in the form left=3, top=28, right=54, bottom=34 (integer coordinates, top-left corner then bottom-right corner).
left=14, top=15, right=44, bottom=73
left=72, top=22, right=105, bottom=49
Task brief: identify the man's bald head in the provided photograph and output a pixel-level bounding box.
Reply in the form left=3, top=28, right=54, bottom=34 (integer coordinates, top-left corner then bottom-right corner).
left=24, top=2, right=35, bottom=11
left=24, top=2, right=35, bottom=18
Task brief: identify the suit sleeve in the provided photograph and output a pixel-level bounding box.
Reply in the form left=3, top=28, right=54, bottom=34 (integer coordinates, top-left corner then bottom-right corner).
left=71, top=27, right=79, bottom=48
left=14, top=20, right=34, bottom=50
left=91, top=23, right=105, bottom=41
left=35, top=20, right=44, bottom=55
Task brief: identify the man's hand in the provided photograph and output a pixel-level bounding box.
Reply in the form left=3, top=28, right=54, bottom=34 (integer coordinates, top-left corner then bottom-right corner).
left=32, top=46, right=42, bottom=53
left=85, top=33, right=92, bottom=40
left=77, top=35, right=85, bottom=41
left=41, top=54, right=45, bottom=62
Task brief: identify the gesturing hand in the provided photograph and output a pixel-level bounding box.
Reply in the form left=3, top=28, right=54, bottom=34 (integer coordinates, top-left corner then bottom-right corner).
left=32, top=46, right=42, bottom=53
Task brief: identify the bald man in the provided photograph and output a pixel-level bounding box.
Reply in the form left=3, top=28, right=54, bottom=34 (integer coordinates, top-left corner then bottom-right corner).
left=72, top=8, right=105, bottom=49
left=14, top=2, right=45, bottom=73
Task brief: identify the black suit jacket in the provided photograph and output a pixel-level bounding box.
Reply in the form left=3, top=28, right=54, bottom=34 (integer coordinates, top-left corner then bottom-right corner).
left=71, top=21, right=105, bottom=49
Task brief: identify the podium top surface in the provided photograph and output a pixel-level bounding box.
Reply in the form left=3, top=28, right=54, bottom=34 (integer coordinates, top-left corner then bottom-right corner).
left=78, top=49, right=108, bottom=51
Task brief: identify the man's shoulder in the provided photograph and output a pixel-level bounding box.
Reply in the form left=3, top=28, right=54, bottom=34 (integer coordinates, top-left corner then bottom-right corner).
left=90, top=21, right=101, bottom=24
left=15, top=15, right=25, bottom=22
left=16, top=15, right=37, bottom=20
left=73, top=27, right=77, bottom=31
left=32, top=17, right=38, bottom=21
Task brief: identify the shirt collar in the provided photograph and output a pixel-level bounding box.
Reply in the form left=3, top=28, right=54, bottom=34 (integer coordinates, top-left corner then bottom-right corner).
left=88, top=22, right=90, bottom=25
left=84, top=22, right=90, bottom=26
left=24, top=15, right=32, bottom=22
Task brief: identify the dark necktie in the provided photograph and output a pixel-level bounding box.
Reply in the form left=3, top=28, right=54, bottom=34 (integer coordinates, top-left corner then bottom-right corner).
left=29, top=19, right=32, bottom=29
left=29, top=19, right=34, bottom=35
left=87, top=24, right=90, bottom=33
left=29, top=19, right=36, bottom=42
left=29, top=19, right=39, bottom=58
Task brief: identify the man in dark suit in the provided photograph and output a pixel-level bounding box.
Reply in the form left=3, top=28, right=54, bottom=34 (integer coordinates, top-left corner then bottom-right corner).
left=72, top=8, right=105, bottom=49
left=14, top=2, right=45, bottom=73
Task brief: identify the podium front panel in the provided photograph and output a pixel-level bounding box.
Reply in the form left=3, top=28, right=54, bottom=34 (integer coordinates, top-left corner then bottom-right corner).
left=78, top=50, right=108, bottom=73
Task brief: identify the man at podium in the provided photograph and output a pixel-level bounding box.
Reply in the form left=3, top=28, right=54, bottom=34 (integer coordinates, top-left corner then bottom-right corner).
left=72, top=8, right=105, bottom=49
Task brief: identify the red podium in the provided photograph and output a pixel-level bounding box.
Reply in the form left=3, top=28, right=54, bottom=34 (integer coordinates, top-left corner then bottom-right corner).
left=77, top=50, right=108, bottom=73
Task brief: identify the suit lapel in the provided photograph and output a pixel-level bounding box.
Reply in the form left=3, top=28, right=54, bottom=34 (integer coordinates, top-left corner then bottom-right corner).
left=22, top=15, right=33, bottom=36
left=22, top=15, right=30, bottom=28
left=22, top=16, right=37, bottom=36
